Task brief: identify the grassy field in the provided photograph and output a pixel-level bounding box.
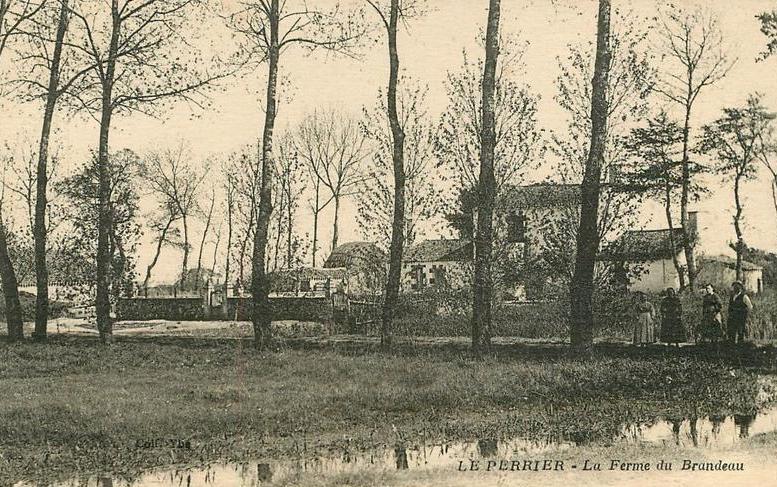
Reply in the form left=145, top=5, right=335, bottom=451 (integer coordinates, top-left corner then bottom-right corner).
left=0, top=335, right=775, bottom=485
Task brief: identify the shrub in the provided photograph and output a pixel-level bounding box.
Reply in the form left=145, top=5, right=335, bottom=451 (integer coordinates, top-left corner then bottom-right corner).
left=378, top=286, right=775, bottom=341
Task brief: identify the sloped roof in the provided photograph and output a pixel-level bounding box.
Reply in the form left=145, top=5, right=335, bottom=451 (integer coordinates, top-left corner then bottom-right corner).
left=499, top=183, right=581, bottom=210
left=601, top=229, right=687, bottom=261
left=271, top=267, right=346, bottom=280
left=324, top=241, right=386, bottom=269
left=404, top=239, right=473, bottom=263
left=700, top=255, right=763, bottom=272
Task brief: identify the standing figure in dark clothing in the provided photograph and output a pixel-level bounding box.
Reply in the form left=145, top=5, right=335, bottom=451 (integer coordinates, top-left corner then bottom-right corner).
left=700, top=284, right=724, bottom=344
left=660, top=287, right=685, bottom=346
left=727, top=281, right=752, bottom=344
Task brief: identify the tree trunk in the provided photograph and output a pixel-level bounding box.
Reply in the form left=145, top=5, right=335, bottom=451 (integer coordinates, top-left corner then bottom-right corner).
left=210, top=219, right=222, bottom=278
left=223, top=193, right=233, bottom=316
left=180, top=213, right=189, bottom=286
left=771, top=177, right=777, bottom=222
left=733, top=172, right=744, bottom=281
left=680, top=104, right=697, bottom=288
left=312, top=183, right=319, bottom=266
left=95, top=0, right=120, bottom=344
left=195, top=192, right=215, bottom=286
left=664, top=183, right=685, bottom=288
left=273, top=189, right=284, bottom=270
left=470, top=0, right=501, bottom=353
left=286, top=186, right=293, bottom=268
left=569, top=0, right=611, bottom=354
left=380, top=0, right=405, bottom=349
left=110, top=230, right=126, bottom=301
left=252, top=0, right=279, bottom=350
left=32, top=0, right=69, bottom=342
left=143, top=216, right=173, bottom=291
left=0, top=221, right=23, bottom=341
left=331, top=194, right=340, bottom=253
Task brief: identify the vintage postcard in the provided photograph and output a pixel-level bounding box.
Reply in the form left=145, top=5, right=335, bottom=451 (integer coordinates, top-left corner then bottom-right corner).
left=1, top=0, right=776, bottom=486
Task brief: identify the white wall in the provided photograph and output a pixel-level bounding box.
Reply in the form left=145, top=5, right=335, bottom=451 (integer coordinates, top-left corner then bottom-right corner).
left=401, top=261, right=469, bottom=292
left=629, top=258, right=682, bottom=294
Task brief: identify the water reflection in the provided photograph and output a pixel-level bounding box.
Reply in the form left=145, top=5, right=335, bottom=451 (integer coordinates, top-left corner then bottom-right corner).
left=734, top=413, right=756, bottom=438
left=257, top=463, right=272, bottom=482
left=476, top=438, right=498, bottom=458
left=394, top=446, right=408, bottom=470
left=14, top=408, right=777, bottom=487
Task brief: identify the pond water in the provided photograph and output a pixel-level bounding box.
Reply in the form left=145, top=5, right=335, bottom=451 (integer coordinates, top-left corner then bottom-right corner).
left=20, top=406, right=777, bottom=487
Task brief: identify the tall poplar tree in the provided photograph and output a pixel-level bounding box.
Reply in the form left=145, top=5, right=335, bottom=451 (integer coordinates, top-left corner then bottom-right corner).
left=569, top=0, right=612, bottom=353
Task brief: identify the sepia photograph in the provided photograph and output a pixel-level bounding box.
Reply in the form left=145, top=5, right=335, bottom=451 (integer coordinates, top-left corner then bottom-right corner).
left=0, top=0, right=776, bottom=486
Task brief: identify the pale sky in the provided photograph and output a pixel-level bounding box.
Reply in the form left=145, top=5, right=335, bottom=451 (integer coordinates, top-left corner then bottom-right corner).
left=2, top=0, right=776, bottom=284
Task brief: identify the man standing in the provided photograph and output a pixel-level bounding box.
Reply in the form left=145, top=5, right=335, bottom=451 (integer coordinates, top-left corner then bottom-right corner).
left=727, top=281, right=753, bottom=344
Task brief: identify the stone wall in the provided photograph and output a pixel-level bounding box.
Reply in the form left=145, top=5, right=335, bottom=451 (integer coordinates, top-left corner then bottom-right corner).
left=117, top=297, right=205, bottom=321
left=225, top=296, right=333, bottom=322
left=117, top=296, right=333, bottom=323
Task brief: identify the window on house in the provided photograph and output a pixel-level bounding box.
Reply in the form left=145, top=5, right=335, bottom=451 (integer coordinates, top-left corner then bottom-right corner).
left=411, top=265, right=425, bottom=290
left=433, top=266, right=447, bottom=288
left=506, top=211, right=527, bottom=243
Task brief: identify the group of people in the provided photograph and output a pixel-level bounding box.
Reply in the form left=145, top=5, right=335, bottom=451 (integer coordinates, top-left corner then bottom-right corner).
left=633, top=281, right=753, bottom=346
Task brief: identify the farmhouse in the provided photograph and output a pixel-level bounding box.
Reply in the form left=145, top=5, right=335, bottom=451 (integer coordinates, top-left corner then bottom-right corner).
left=601, top=227, right=688, bottom=293
left=324, top=241, right=386, bottom=294
left=401, top=238, right=472, bottom=292
left=604, top=211, right=764, bottom=294
left=698, top=255, right=763, bottom=294
left=269, top=267, right=347, bottom=296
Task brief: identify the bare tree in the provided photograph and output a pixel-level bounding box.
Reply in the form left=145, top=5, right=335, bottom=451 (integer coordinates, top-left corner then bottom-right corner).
left=655, top=6, right=735, bottom=289
left=548, top=11, right=654, bottom=288
left=358, top=80, right=438, bottom=249
left=209, top=214, right=223, bottom=279
left=757, top=126, right=777, bottom=222
left=470, top=0, right=501, bottom=352
left=0, top=0, right=43, bottom=62
left=3, top=140, right=62, bottom=234
left=227, top=143, right=260, bottom=288
left=364, top=0, right=425, bottom=348
left=296, top=109, right=368, bottom=257
left=276, top=135, right=306, bottom=269
left=221, top=158, right=237, bottom=312
left=698, top=94, right=775, bottom=280
left=757, top=9, right=777, bottom=60
left=436, top=39, right=541, bottom=199
left=297, top=128, right=326, bottom=267
left=227, top=0, right=363, bottom=349
left=195, top=184, right=216, bottom=286
left=61, top=0, right=227, bottom=343
left=141, top=202, right=181, bottom=291
left=569, top=0, right=612, bottom=354
left=553, top=12, right=655, bottom=182
left=140, top=145, right=205, bottom=289
left=0, top=151, right=24, bottom=340
left=0, top=0, right=73, bottom=341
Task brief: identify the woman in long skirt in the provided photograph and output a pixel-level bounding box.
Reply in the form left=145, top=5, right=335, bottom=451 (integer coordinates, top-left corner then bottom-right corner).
left=633, top=292, right=655, bottom=346
left=660, top=287, right=685, bottom=346
left=700, top=284, right=724, bottom=344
